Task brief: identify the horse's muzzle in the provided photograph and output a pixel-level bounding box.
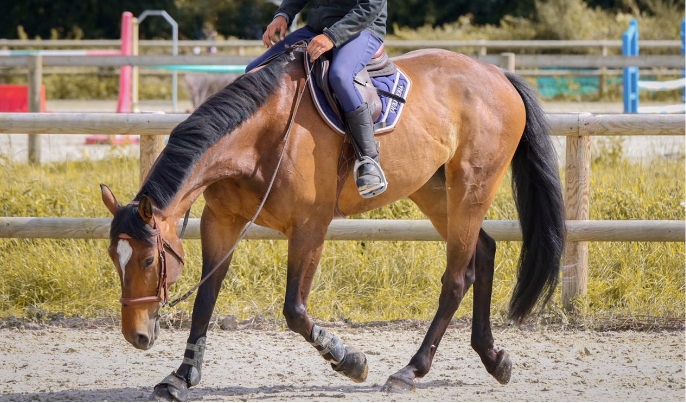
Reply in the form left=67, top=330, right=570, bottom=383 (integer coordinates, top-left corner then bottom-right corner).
left=125, top=317, right=160, bottom=350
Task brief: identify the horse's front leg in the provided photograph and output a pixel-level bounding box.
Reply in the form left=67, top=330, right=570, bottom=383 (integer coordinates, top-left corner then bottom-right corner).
left=151, top=207, right=248, bottom=402
left=284, top=225, right=369, bottom=383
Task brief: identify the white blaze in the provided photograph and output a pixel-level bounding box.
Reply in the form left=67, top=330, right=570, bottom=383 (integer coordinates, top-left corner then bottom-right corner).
left=117, top=239, right=133, bottom=281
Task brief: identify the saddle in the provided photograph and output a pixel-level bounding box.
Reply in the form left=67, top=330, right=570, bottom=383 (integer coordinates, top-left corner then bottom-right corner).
left=307, top=43, right=400, bottom=126
left=281, top=42, right=411, bottom=216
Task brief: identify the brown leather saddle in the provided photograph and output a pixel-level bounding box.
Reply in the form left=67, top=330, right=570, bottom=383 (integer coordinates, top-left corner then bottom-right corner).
left=305, top=43, right=400, bottom=129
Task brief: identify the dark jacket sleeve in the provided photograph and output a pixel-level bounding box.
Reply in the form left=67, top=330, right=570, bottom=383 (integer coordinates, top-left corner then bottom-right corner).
left=274, top=0, right=310, bottom=24
left=323, top=0, right=385, bottom=47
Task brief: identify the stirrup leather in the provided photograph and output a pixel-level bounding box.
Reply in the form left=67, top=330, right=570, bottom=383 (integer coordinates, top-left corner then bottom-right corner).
left=353, top=156, right=388, bottom=198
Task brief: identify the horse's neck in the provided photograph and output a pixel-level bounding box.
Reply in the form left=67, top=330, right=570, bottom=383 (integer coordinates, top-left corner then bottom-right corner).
left=155, top=118, right=275, bottom=219
left=161, top=186, right=204, bottom=221
left=154, top=66, right=302, bottom=220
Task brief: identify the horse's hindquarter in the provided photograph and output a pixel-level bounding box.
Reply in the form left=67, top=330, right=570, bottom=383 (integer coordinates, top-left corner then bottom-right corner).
left=337, top=49, right=526, bottom=216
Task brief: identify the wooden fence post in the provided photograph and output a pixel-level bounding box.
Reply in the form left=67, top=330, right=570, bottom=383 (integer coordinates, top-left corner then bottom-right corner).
left=27, top=54, right=42, bottom=165
left=500, top=52, right=516, bottom=72
left=139, top=112, right=166, bottom=185
left=562, top=113, right=592, bottom=311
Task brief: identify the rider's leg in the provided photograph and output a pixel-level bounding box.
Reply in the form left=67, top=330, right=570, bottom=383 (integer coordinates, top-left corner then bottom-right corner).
left=329, top=31, right=386, bottom=198
left=245, top=26, right=317, bottom=72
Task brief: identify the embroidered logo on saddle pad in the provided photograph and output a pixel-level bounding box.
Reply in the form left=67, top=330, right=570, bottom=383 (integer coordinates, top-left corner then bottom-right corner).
left=306, top=51, right=412, bottom=135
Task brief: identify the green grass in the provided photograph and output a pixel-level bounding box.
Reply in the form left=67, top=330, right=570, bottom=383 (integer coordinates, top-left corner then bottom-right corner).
left=0, top=150, right=683, bottom=324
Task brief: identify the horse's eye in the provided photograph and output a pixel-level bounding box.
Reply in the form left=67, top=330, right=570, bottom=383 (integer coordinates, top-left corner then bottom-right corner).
left=144, top=256, right=155, bottom=268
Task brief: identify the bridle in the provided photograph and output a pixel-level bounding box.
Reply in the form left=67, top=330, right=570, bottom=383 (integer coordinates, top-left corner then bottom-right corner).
left=116, top=44, right=312, bottom=309
left=117, top=204, right=186, bottom=307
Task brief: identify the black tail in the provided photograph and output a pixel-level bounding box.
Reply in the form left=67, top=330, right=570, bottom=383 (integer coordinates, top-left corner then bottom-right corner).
left=504, top=72, right=566, bottom=323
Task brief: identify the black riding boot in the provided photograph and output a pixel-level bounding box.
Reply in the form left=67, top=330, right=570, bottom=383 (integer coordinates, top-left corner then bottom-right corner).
left=344, top=103, right=388, bottom=198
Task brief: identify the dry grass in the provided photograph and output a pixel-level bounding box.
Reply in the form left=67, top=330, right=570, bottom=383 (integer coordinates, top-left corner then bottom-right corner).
left=0, top=147, right=683, bottom=325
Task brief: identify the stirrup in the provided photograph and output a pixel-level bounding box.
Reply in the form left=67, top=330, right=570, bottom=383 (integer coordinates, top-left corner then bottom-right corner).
left=353, top=156, right=388, bottom=199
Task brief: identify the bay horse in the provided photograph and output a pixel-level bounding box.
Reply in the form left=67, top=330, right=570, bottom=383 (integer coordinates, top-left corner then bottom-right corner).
left=100, top=45, right=564, bottom=400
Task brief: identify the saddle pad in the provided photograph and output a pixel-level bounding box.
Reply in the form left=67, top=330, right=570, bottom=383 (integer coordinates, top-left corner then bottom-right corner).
left=309, top=68, right=412, bottom=135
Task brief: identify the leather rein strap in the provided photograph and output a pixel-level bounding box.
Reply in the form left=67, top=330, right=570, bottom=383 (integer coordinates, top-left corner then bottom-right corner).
left=118, top=45, right=311, bottom=309
left=165, top=52, right=312, bottom=309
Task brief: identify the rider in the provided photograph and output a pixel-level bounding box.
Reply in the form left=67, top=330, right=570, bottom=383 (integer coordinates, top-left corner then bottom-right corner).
left=246, top=0, right=388, bottom=198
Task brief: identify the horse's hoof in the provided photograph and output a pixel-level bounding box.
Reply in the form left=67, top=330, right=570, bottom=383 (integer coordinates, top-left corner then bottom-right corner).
left=149, top=385, right=179, bottom=402
left=149, top=372, right=189, bottom=402
left=380, top=373, right=416, bottom=394
left=490, top=350, right=512, bottom=385
left=332, top=345, right=368, bottom=383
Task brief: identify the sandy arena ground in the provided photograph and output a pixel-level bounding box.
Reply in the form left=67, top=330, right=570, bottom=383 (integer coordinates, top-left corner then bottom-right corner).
left=0, top=101, right=683, bottom=402
left=0, top=320, right=684, bottom=402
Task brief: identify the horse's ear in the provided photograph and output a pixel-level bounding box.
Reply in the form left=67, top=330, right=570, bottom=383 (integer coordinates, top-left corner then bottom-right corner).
left=137, top=195, right=154, bottom=225
left=100, top=184, right=120, bottom=216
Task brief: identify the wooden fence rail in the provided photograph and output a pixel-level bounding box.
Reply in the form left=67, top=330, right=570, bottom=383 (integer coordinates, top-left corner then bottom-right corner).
left=0, top=112, right=682, bottom=136
left=1, top=38, right=681, bottom=51
left=0, top=112, right=684, bottom=310
left=0, top=218, right=683, bottom=242
left=0, top=54, right=683, bottom=69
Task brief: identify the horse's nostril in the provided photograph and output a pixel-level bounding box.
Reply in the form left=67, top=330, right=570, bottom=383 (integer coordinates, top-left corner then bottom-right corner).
left=136, top=333, right=150, bottom=348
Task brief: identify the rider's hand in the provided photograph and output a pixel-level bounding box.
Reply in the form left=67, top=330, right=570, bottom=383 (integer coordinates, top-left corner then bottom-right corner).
left=262, top=16, right=288, bottom=48
left=307, top=34, right=334, bottom=62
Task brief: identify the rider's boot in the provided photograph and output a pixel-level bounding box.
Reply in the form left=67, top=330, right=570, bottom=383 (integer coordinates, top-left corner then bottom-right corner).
left=344, top=103, right=388, bottom=198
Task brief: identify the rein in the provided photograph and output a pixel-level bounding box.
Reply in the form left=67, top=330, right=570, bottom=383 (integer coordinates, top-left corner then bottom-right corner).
left=118, top=45, right=312, bottom=309
left=164, top=47, right=313, bottom=308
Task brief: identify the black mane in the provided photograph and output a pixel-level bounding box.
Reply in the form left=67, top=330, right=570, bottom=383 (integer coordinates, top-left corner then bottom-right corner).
left=109, top=51, right=294, bottom=244
left=136, top=51, right=293, bottom=209
left=110, top=205, right=156, bottom=245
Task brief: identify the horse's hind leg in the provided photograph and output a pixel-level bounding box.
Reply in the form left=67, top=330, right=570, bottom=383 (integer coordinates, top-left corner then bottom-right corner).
left=283, top=224, right=368, bottom=383
left=151, top=205, right=247, bottom=402
left=471, top=230, right=511, bottom=384
left=383, top=154, right=508, bottom=392
left=381, top=236, right=479, bottom=393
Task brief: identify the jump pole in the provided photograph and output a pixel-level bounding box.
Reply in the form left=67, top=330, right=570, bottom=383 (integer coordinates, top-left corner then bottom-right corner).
left=132, top=17, right=140, bottom=113
left=622, top=19, right=639, bottom=113
left=116, top=11, right=133, bottom=114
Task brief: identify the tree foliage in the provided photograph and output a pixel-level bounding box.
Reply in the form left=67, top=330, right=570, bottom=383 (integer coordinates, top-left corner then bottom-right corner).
left=0, top=0, right=682, bottom=40
left=0, top=0, right=177, bottom=40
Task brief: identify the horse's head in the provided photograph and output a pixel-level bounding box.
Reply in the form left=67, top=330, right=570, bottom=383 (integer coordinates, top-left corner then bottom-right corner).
left=100, top=184, right=185, bottom=350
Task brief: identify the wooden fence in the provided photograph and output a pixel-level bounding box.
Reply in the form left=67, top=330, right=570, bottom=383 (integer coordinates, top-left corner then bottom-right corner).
left=0, top=112, right=684, bottom=310
left=1, top=51, right=683, bottom=116
left=0, top=53, right=683, bottom=69
left=1, top=217, right=682, bottom=242
left=1, top=38, right=681, bottom=53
